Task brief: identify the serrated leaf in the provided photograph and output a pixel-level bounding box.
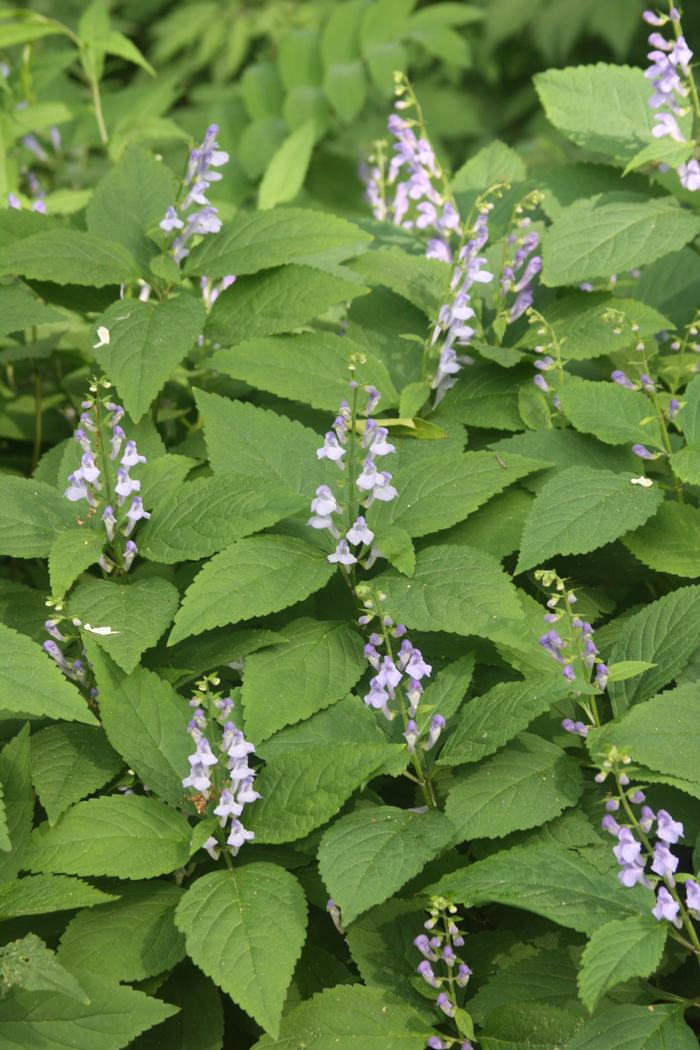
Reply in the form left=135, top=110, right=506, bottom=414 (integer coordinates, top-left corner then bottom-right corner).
left=440, top=362, right=526, bottom=430
left=516, top=468, right=662, bottom=573
left=445, top=733, right=583, bottom=840
left=469, top=948, right=579, bottom=1025
left=139, top=473, right=304, bottom=563
left=439, top=676, right=569, bottom=767
left=257, top=694, right=388, bottom=761
left=251, top=984, right=428, bottom=1050
left=27, top=795, right=191, bottom=879
left=0, top=728, right=33, bottom=880
left=58, top=882, right=184, bottom=982
left=669, top=444, right=700, bottom=485
left=195, top=390, right=324, bottom=490
left=89, top=649, right=190, bottom=807
left=0, top=874, right=117, bottom=919
left=677, top=372, right=700, bottom=443
left=565, top=1004, right=697, bottom=1050
left=258, top=120, right=316, bottom=210
left=534, top=64, right=659, bottom=162
left=184, top=208, right=370, bottom=278
left=0, top=475, right=75, bottom=558
left=624, top=501, right=700, bottom=578
left=242, top=618, right=365, bottom=743
left=578, top=915, right=667, bottom=1014
left=589, top=683, right=700, bottom=783
left=559, top=376, right=664, bottom=448
left=0, top=229, right=139, bottom=286
left=374, top=544, right=524, bottom=644
left=205, top=265, right=368, bottom=346
left=607, top=585, right=700, bottom=713
left=536, top=293, right=670, bottom=362
left=168, top=535, right=334, bottom=646
left=479, top=1000, right=583, bottom=1049
left=318, top=805, right=455, bottom=924
left=370, top=451, right=549, bottom=539
left=49, top=529, right=106, bottom=597
left=0, top=624, right=95, bottom=724
left=30, top=724, right=122, bottom=825
left=0, top=933, right=88, bottom=1003
left=86, top=145, right=178, bottom=276
left=0, top=972, right=178, bottom=1050
left=541, top=195, right=700, bottom=287
left=453, top=139, right=526, bottom=191
left=69, top=577, right=179, bottom=673
left=128, top=965, right=222, bottom=1050
left=208, top=331, right=398, bottom=411
left=490, top=428, right=636, bottom=477
left=247, top=744, right=395, bottom=843
left=349, top=247, right=447, bottom=316
left=432, top=843, right=651, bottom=934
left=175, top=865, right=307, bottom=1037
left=0, top=283, right=65, bottom=337
left=95, top=295, right=206, bottom=421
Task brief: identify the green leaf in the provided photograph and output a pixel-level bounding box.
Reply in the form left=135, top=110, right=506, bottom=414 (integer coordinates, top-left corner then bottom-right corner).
left=677, top=373, right=700, bottom=443
left=86, top=146, right=178, bottom=276
left=27, top=795, right=192, bottom=879
left=0, top=874, right=117, bottom=920
left=370, top=451, right=549, bottom=539
left=318, top=805, right=455, bottom=924
left=95, top=296, right=206, bottom=421
left=257, top=694, right=389, bottom=761
left=89, top=649, right=190, bottom=807
left=0, top=728, right=33, bottom=880
left=58, top=882, right=184, bottom=982
left=127, top=965, right=222, bottom=1050
left=479, top=1001, right=583, bottom=1050
left=349, top=247, right=447, bottom=316
left=564, top=1005, right=697, bottom=1050
left=445, top=734, right=583, bottom=840
left=324, top=61, right=367, bottom=123
left=175, top=865, right=307, bottom=1037
left=374, top=544, right=525, bottom=645
left=0, top=624, right=95, bottom=724
left=69, top=577, right=179, bottom=673
left=440, top=362, right=526, bottom=430
left=624, top=502, right=700, bottom=578
left=30, top=724, right=122, bottom=825
left=242, top=618, right=365, bottom=744
left=469, top=948, right=579, bottom=1025
left=516, top=468, right=663, bottom=573
left=250, top=984, right=428, bottom=1050
left=0, top=283, right=66, bottom=337
left=139, top=473, right=304, bottom=563
left=184, top=208, right=371, bottom=278
left=205, top=265, right=368, bottom=346
left=490, top=428, right=636, bottom=477
left=432, top=843, right=651, bottom=934
left=0, top=229, right=139, bottom=287
left=247, top=743, right=395, bottom=843
left=541, top=195, right=700, bottom=287
left=168, top=535, right=334, bottom=646
left=536, top=293, right=670, bottom=362
left=321, top=1, right=366, bottom=122
left=105, top=29, right=156, bottom=76
left=453, top=140, right=526, bottom=191
left=0, top=971, right=178, bottom=1050
left=578, top=915, right=667, bottom=1014
left=534, top=64, right=659, bottom=162
left=607, top=585, right=700, bottom=713
left=195, top=390, right=324, bottom=491
left=589, top=683, right=700, bottom=783
left=670, top=444, right=700, bottom=485
left=258, top=120, right=316, bottom=210
left=0, top=475, right=75, bottom=558
left=208, top=332, right=399, bottom=411
left=439, top=676, right=570, bottom=767
left=0, top=933, right=88, bottom=1003
left=49, top=529, right=106, bottom=597
left=605, top=660, right=656, bottom=683
left=558, top=377, right=664, bottom=448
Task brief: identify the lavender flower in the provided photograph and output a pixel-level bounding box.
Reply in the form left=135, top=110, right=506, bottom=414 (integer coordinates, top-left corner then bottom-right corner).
left=643, top=9, right=698, bottom=191
left=160, top=124, right=229, bottom=264
left=417, top=898, right=472, bottom=1048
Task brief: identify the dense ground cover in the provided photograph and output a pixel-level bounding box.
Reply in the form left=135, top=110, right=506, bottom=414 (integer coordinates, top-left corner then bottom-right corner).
left=0, top=1, right=700, bottom=1047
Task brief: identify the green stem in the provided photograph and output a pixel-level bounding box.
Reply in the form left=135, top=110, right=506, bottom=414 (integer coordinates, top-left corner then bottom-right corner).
left=669, top=1, right=700, bottom=130
left=88, top=72, right=109, bottom=146
left=31, top=352, right=42, bottom=473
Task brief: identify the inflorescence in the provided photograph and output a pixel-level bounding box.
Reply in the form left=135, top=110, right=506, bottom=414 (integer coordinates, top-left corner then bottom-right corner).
left=416, top=897, right=474, bottom=1050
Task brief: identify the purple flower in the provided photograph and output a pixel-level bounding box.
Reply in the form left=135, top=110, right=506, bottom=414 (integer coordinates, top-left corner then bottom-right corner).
left=161, top=125, right=228, bottom=263
left=317, top=431, right=346, bottom=464
left=102, top=505, right=116, bottom=542
left=679, top=159, right=700, bottom=191
left=685, top=879, right=700, bottom=918
left=414, top=934, right=438, bottom=961
left=328, top=539, right=357, bottom=566
left=611, top=370, right=636, bottom=390
left=346, top=516, right=374, bottom=546
left=632, top=444, right=655, bottom=460
left=656, top=809, right=683, bottom=843
left=652, top=885, right=681, bottom=927
left=308, top=485, right=340, bottom=530
left=115, top=468, right=140, bottom=504
left=403, top=719, right=419, bottom=754
left=182, top=737, right=218, bottom=795
left=417, top=960, right=440, bottom=988
left=122, top=540, right=138, bottom=571
left=436, top=992, right=455, bottom=1017
left=125, top=497, right=150, bottom=536
left=121, top=440, right=147, bottom=469
left=651, top=842, right=678, bottom=882
left=424, top=714, right=446, bottom=751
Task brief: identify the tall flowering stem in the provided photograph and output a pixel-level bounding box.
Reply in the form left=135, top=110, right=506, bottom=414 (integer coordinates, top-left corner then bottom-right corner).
left=416, top=897, right=475, bottom=1049
left=160, top=124, right=229, bottom=265
left=63, top=378, right=149, bottom=577
left=183, top=674, right=260, bottom=863
left=492, top=190, right=544, bottom=342
left=597, top=747, right=700, bottom=960
left=525, top=306, right=566, bottom=409
left=535, top=569, right=608, bottom=734
left=309, top=364, right=443, bottom=808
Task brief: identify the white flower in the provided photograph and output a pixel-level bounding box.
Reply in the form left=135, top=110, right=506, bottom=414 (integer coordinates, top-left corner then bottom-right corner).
left=93, top=326, right=110, bottom=349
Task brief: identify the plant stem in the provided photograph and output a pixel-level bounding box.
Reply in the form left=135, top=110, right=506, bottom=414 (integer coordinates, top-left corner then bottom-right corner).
left=88, top=73, right=109, bottom=145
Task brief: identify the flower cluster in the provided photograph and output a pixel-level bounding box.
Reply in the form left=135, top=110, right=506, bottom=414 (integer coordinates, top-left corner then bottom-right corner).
left=598, top=756, right=700, bottom=933
left=644, top=8, right=699, bottom=191
left=416, top=897, right=473, bottom=1050
left=183, top=675, right=260, bottom=859
left=63, top=382, right=149, bottom=574
left=311, top=384, right=397, bottom=568
left=41, top=599, right=118, bottom=699
left=430, top=217, right=494, bottom=403
left=160, top=124, right=229, bottom=264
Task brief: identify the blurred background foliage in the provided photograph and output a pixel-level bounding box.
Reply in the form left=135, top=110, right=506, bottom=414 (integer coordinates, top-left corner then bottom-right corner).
left=4, top=0, right=700, bottom=215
